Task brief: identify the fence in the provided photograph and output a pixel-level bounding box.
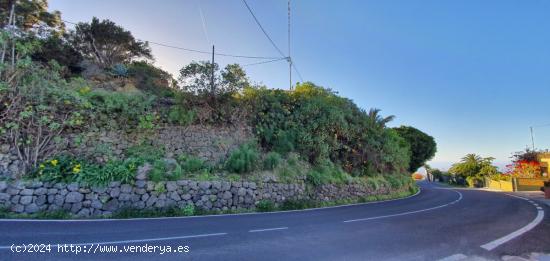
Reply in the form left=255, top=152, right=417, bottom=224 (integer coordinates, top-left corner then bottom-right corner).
left=485, top=177, right=548, bottom=192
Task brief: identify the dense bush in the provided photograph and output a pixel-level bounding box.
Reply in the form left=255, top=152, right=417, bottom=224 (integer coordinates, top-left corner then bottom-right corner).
left=241, top=83, right=411, bottom=176
left=225, top=143, right=259, bottom=174
left=256, top=199, right=275, bottom=212
left=263, top=152, right=282, bottom=170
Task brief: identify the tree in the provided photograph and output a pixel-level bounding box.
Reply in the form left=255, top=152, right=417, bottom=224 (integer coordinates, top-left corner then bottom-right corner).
left=69, top=17, right=152, bottom=68
left=367, top=108, right=395, bottom=130
left=0, top=0, right=64, bottom=33
left=31, top=35, right=83, bottom=76
left=178, top=61, right=249, bottom=95
left=393, top=126, right=437, bottom=173
left=449, top=154, right=497, bottom=178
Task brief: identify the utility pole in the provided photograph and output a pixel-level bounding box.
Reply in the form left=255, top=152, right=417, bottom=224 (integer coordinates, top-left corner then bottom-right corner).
left=211, top=45, right=215, bottom=94
left=288, top=0, right=292, bottom=90
left=530, top=126, right=535, bottom=151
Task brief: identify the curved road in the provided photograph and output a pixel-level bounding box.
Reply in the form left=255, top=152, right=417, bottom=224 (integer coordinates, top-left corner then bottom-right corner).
left=0, top=182, right=548, bottom=260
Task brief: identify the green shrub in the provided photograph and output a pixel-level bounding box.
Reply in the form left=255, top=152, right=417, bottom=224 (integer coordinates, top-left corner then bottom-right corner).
left=177, top=154, right=207, bottom=173
left=149, top=159, right=183, bottom=182
left=125, top=144, right=164, bottom=164
left=256, top=200, right=275, bottom=212
left=86, top=90, right=155, bottom=128
left=225, top=143, right=259, bottom=174
left=167, top=106, right=195, bottom=125
left=180, top=204, right=195, bottom=216
left=263, top=152, right=282, bottom=170
left=306, top=161, right=352, bottom=186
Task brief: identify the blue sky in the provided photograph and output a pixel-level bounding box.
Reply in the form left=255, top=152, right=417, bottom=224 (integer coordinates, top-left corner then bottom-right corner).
left=49, top=0, right=550, bottom=170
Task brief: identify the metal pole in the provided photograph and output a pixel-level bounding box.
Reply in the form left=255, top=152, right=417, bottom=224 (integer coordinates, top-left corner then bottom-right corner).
left=530, top=126, right=535, bottom=151
left=211, top=45, right=215, bottom=94
left=288, top=0, right=292, bottom=90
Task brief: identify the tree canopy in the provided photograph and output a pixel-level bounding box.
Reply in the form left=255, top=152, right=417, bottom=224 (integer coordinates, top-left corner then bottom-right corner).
left=69, top=17, right=152, bottom=68
left=449, top=154, right=498, bottom=178
left=178, top=61, right=249, bottom=95
left=393, top=126, right=436, bottom=173
left=0, top=0, right=64, bottom=34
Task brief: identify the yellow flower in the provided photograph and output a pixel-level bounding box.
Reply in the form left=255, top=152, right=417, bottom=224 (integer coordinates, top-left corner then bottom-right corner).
left=39, top=164, right=45, bottom=169
left=50, top=159, right=58, bottom=166
left=72, top=164, right=81, bottom=174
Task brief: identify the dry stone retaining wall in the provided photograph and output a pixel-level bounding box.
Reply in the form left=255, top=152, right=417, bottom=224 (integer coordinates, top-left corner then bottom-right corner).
left=0, top=124, right=252, bottom=179
left=0, top=175, right=404, bottom=217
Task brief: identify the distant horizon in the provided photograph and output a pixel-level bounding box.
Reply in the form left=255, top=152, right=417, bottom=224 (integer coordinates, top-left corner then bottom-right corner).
left=49, top=0, right=550, bottom=170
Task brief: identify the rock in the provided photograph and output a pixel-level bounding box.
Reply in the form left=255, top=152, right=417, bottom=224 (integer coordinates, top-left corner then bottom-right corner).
left=102, top=199, right=119, bottom=212
left=92, top=187, right=107, bottom=193
left=118, top=193, right=131, bottom=201
left=166, top=182, right=178, bottom=192
left=199, top=181, right=211, bottom=190
left=71, top=202, right=82, bottom=213
left=91, top=200, right=102, bottom=209
left=24, top=204, right=39, bottom=214
left=211, top=181, right=221, bottom=190
left=120, top=184, right=132, bottom=193
left=237, top=188, right=246, bottom=196
left=135, top=180, right=146, bottom=188
left=6, top=188, right=19, bottom=195
left=176, top=180, right=188, bottom=186
left=110, top=188, right=120, bottom=198
left=35, top=195, right=46, bottom=205
left=77, top=208, right=91, bottom=217
left=169, top=192, right=181, bottom=201
left=136, top=163, right=152, bottom=180
left=65, top=192, right=84, bottom=203
left=19, top=196, right=33, bottom=205
left=20, top=189, right=33, bottom=196
left=47, top=189, right=58, bottom=195
left=54, top=195, right=64, bottom=206
left=0, top=181, right=7, bottom=192
left=0, top=193, right=9, bottom=202
left=11, top=195, right=19, bottom=204
left=222, top=191, right=232, bottom=200
left=29, top=181, right=43, bottom=189
left=109, top=181, right=121, bottom=188
left=67, top=183, right=79, bottom=192
left=34, top=188, right=47, bottom=195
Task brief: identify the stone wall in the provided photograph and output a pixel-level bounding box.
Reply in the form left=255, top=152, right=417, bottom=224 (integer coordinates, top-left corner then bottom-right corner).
left=0, top=174, right=405, bottom=217
left=0, top=124, right=252, bottom=179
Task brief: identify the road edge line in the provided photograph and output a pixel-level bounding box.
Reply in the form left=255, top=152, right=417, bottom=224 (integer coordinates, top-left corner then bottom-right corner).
left=480, top=194, right=545, bottom=251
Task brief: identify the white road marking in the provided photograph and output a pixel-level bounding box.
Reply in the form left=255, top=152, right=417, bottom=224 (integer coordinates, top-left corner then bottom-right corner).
left=0, top=232, right=227, bottom=249
left=438, top=253, right=468, bottom=261
left=249, top=227, right=288, bottom=233
left=0, top=188, right=422, bottom=223
left=343, top=190, right=463, bottom=223
left=480, top=193, right=545, bottom=251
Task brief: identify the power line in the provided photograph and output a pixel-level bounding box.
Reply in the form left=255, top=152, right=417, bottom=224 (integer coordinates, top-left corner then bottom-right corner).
left=292, top=62, right=304, bottom=82
left=243, top=57, right=286, bottom=67
left=241, top=0, right=287, bottom=58
left=62, top=19, right=281, bottom=60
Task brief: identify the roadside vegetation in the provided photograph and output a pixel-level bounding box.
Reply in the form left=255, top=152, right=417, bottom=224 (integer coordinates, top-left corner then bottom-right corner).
left=430, top=149, right=545, bottom=187
left=0, top=0, right=436, bottom=212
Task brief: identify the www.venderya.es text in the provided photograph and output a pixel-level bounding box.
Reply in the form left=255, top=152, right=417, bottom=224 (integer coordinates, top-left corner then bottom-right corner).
left=10, top=243, right=190, bottom=255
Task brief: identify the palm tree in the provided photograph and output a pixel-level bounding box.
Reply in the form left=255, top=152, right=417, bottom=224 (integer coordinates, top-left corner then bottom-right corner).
left=367, top=108, right=395, bottom=130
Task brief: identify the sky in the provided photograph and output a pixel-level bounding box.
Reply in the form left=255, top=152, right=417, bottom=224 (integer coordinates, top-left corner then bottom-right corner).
left=49, top=0, right=550, bottom=170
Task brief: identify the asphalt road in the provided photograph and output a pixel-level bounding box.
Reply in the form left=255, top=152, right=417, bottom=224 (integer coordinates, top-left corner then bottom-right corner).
left=0, top=182, right=548, bottom=261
